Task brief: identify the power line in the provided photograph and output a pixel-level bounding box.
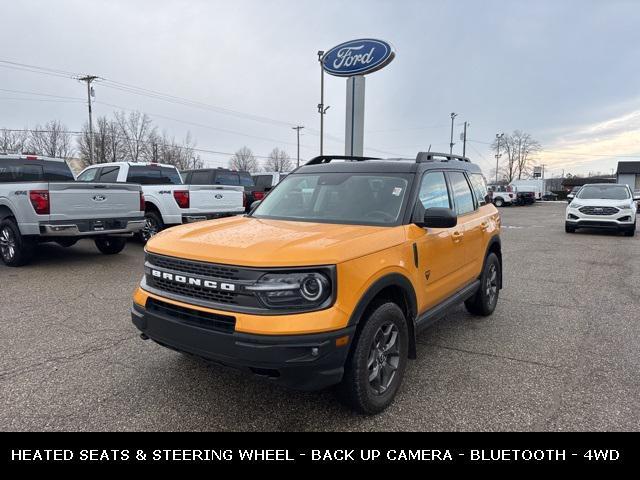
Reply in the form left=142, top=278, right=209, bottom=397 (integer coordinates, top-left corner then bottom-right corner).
left=467, top=139, right=640, bottom=159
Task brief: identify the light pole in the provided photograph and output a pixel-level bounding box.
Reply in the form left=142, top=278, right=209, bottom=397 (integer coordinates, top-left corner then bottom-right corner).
left=318, top=50, right=327, bottom=156
left=449, top=112, right=458, bottom=155
left=292, top=126, right=304, bottom=167
left=462, top=121, right=469, bottom=159
left=495, top=132, right=504, bottom=184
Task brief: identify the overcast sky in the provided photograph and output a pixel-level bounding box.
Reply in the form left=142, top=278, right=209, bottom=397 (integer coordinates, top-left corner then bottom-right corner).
left=1, top=0, right=639, bottom=176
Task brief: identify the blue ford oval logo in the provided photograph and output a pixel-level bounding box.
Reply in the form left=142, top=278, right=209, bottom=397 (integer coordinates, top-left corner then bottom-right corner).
left=322, top=38, right=395, bottom=77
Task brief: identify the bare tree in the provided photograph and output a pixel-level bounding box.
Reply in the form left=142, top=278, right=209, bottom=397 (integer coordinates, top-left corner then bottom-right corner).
left=155, top=131, right=203, bottom=170
left=28, top=120, right=74, bottom=158
left=0, top=128, right=28, bottom=153
left=264, top=147, right=292, bottom=172
left=78, top=116, right=124, bottom=165
left=114, top=110, right=156, bottom=162
left=492, top=130, right=541, bottom=182
left=229, top=146, right=258, bottom=172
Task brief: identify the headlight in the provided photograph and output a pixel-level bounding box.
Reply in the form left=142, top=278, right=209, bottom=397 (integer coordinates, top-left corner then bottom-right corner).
left=246, top=271, right=333, bottom=309
left=616, top=203, right=633, bottom=210
left=569, top=202, right=582, bottom=209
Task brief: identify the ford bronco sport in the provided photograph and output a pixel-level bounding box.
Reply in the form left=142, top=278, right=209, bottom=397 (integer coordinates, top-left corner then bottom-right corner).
left=132, top=153, right=502, bottom=414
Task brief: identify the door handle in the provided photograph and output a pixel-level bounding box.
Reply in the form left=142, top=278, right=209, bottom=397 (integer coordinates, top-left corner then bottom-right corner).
left=452, top=231, right=464, bottom=243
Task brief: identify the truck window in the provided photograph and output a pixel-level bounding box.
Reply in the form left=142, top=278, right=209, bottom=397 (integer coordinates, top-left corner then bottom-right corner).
left=468, top=173, right=490, bottom=206
left=254, top=175, right=272, bottom=189
left=239, top=172, right=255, bottom=187
left=77, top=168, right=98, bottom=182
left=127, top=165, right=182, bottom=185
left=214, top=171, right=240, bottom=185
left=99, top=166, right=120, bottom=183
left=448, top=171, right=476, bottom=215
left=0, top=160, right=43, bottom=182
left=418, top=171, right=451, bottom=209
left=42, top=160, right=75, bottom=181
left=190, top=171, right=211, bottom=185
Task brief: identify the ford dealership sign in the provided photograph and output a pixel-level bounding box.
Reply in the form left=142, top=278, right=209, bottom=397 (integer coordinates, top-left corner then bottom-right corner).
left=322, top=38, right=395, bottom=77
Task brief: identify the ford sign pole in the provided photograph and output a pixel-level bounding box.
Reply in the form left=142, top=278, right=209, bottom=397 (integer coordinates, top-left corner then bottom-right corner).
left=321, top=39, right=395, bottom=158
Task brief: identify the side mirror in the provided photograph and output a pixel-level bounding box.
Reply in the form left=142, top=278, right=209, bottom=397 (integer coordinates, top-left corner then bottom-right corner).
left=250, top=200, right=262, bottom=211
left=415, top=207, right=457, bottom=228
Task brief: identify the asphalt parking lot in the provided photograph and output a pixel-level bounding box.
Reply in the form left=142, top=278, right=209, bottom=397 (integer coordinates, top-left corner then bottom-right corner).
left=1, top=202, right=638, bottom=431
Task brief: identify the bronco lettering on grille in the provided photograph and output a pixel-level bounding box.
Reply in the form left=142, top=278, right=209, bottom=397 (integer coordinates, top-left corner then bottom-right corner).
left=150, top=269, right=236, bottom=292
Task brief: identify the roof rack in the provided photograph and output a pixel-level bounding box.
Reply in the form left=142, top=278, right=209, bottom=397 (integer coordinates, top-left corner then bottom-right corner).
left=416, top=152, right=470, bottom=163
left=305, top=155, right=380, bottom=165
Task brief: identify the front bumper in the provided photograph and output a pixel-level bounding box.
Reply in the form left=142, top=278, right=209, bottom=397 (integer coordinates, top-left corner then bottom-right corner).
left=182, top=211, right=244, bottom=223
left=131, top=300, right=355, bottom=391
left=39, top=217, right=145, bottom=237
left=566, top=209, right=635, bottom=230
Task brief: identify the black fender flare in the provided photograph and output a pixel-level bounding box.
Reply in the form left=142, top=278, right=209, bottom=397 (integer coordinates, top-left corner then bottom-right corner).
left=347, top=273, right=419, bottom=359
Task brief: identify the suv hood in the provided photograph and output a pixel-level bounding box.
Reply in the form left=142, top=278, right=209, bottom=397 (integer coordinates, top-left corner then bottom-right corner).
left=146, top=216, right=406, bottom=267
left=570, top=198, right=632, bottom=207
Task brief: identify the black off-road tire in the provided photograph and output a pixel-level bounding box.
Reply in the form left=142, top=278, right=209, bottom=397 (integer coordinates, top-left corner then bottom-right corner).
left=0, top=218, right=35, bottom=267
left=337, top=302, right=408, bottom=415
left=465, top=252, right=500, bottom=316
left=94, top=237, right=127, bottom=255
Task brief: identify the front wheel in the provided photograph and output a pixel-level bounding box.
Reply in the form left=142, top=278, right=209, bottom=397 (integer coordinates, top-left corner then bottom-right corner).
left=465, top=252, right=500, bottom=316
left=94, top=237, right=126, bottom=255
left=494, top=198, right=504, bottom=207
left=337, top=302, right=408, bottom=415
left=623, top=222, right=636, bottom=237
left=565, top=224, right=576, bottom=233
left=0, top=218, right=35, bottom=267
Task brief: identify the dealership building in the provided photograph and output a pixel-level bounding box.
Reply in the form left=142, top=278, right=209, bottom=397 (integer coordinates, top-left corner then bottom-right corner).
left=616, top=161, right=640, bottom=191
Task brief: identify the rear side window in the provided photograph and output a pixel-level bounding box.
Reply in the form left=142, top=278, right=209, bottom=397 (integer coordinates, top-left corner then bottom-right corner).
left=214, top=171, right=240, bottom=185
left=418, top=171, right=451, bottom=209
left=254, top=175, right=273, bottom=189
left=77, top=168, right=99, bottom=182
left=468, top=173, right=490, bottom=206
left=127, top=166, right=182, bottom=185
left=239, top=172, right=255, bottom=187
left=0, top=160, right=43, bottom=182
left=448, top=171, right=476, bottom=215
left=42, top=160, right=75, bottom=181
left=99, top=166, right=120, bottom=183
left=190, top=171, right=211, bottom=185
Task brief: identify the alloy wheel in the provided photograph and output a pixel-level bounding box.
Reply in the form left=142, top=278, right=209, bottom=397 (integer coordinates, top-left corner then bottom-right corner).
left=486, top=263, right=498, bottom=306
left=142, top=217, right=159, bottom=242
left=367, top=322, right=400, bottom=395
left=0, top=226, right=16, bottom=261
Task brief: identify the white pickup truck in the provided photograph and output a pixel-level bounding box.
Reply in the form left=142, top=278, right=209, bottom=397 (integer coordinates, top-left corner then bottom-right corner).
left=0, top=154, right=145, bottom=266
left=77, top=162, right=245, bottom=241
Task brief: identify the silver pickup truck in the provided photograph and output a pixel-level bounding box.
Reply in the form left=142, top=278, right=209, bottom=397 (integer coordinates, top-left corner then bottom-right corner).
left=0, top=154, right=145, bottom=266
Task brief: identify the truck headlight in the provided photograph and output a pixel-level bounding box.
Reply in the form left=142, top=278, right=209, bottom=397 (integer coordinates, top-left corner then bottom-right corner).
left=246, top=270, right=333, bottom=309
left=616, top=203, right=633, bottom=210
left=569, top=202, right=582, bottom=209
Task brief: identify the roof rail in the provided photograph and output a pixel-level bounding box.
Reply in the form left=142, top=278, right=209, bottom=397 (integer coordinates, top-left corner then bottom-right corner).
left=305, top=155, right=380, bottom=165
left=416, top=152, right=470, bottom=163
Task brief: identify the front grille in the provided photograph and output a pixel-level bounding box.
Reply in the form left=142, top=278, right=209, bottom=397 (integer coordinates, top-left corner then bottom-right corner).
left=579, top=206, right=618, bottom=216
left=146, top=253, right=242, bottom=280
left=146, top=298, right=236, bottom=333
left=149, top=276, right=239, bottom=305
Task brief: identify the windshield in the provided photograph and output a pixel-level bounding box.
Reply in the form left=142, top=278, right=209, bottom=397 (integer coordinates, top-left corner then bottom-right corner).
left=252, top=172, right=411, bottom=226
left=577, top=185, right=629, bottom=200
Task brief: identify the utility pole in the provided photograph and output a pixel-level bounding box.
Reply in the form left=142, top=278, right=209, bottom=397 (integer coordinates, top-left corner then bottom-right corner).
left=292, top=126, right=304, bottom=167
left=449, top=112, right=458, bottom=155
left=495, top=132, right=504, bottom=184
left=462, top=121, right=469, bottom=158
left=77, top=75, right=100, bottom=164
left=317, top=51, right=330, bottom=156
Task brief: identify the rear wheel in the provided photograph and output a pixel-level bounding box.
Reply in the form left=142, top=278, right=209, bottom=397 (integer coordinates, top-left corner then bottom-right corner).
left=337, top=302, right=408, bottom=414
left=94, top=237, right=126, bottom=255
left=139, top=211, right=163, bottom=243
left=0, top=218, right=35, bottom=267
left=465, top=252, right=500, bottom=316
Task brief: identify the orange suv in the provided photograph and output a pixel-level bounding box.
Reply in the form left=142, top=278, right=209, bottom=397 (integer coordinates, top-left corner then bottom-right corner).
left=132, top=153, right=502, bottom=413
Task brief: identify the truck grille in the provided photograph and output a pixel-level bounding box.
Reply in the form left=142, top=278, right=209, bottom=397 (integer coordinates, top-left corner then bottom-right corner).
left=146, top=298, right=235, bottom=333
left=579, top=206, right=618, bottom=216
left=144, top=253, right=264, bottom=309
left=146, top=253, right=242, bottom=280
